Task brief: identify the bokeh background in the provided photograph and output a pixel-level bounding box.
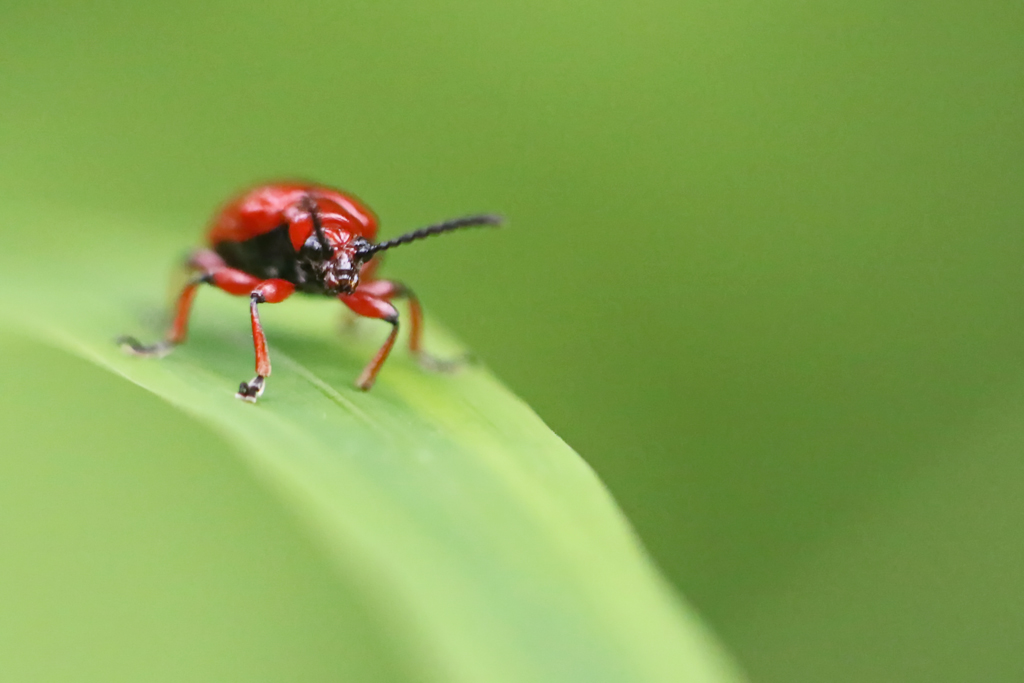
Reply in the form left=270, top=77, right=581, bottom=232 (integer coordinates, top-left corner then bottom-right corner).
left=3, top=1, right=1024, bottom=681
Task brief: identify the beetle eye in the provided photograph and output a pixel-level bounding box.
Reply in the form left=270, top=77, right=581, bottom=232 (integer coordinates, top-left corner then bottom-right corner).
left=301, top=235, right=326, bottom=258
left=352, top=236, right=373, bottom=261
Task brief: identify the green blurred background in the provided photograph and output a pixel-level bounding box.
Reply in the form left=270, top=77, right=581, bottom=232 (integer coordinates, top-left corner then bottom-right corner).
left=2, top=0, right=1023, bottom=681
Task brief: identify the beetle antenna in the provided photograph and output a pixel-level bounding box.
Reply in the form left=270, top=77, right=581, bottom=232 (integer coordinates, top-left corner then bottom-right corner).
left=358, top=214, right=503, bottom=258
left=301, top=195, right=330, bottom=251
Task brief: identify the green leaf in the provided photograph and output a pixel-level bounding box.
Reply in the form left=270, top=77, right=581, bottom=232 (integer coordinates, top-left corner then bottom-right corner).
left=0, top=209, right=744, bottom=683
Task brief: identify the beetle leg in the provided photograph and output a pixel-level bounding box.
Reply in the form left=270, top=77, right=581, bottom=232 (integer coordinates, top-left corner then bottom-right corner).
left=119, top=258, right=261, bottom=357
left=119, top=249, right=228, bottom=356
left=120, top=264, right=295, bottom=403
left=236, top=279, right=296, bottom=403
left=118, top=272, right=214, bottom=357
left=339, top=290, right=400, bottom=390
left=354, top=280, right=469, bottom=372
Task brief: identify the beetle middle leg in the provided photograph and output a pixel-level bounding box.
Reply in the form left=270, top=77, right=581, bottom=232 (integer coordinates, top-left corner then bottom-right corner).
left=118, top=249, right=227, bottom=357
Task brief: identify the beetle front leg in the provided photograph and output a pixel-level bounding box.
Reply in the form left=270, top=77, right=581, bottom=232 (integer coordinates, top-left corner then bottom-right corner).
left=236, top=279, right=295, bottom=403
left=354, top=280, right=468, bottom=372
left=339, top=290, right=400, bottom=390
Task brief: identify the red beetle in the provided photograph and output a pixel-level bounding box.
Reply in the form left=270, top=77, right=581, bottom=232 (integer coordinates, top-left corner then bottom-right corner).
left=119, top=182, right=501, bottom=402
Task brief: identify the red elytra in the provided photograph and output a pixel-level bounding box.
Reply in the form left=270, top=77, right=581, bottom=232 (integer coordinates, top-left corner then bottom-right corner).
left=119, top=182, right=501, bottom=402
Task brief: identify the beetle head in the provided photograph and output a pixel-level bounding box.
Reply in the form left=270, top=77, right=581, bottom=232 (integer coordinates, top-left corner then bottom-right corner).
left=324, top=237, right=373, bottom=294
left=299, top=233, right=371, bottom=295
left=296, top=197, right=374, bottom=295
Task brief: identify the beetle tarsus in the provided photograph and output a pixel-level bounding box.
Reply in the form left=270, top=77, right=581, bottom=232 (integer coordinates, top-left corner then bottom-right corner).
left=117, top=336, right=175, bottom=358
left=236, top=375, right=266, bottom=403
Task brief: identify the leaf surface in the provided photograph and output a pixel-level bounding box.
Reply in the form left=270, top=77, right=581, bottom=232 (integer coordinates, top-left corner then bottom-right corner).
left=0, top=211, right=743, bottom=683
